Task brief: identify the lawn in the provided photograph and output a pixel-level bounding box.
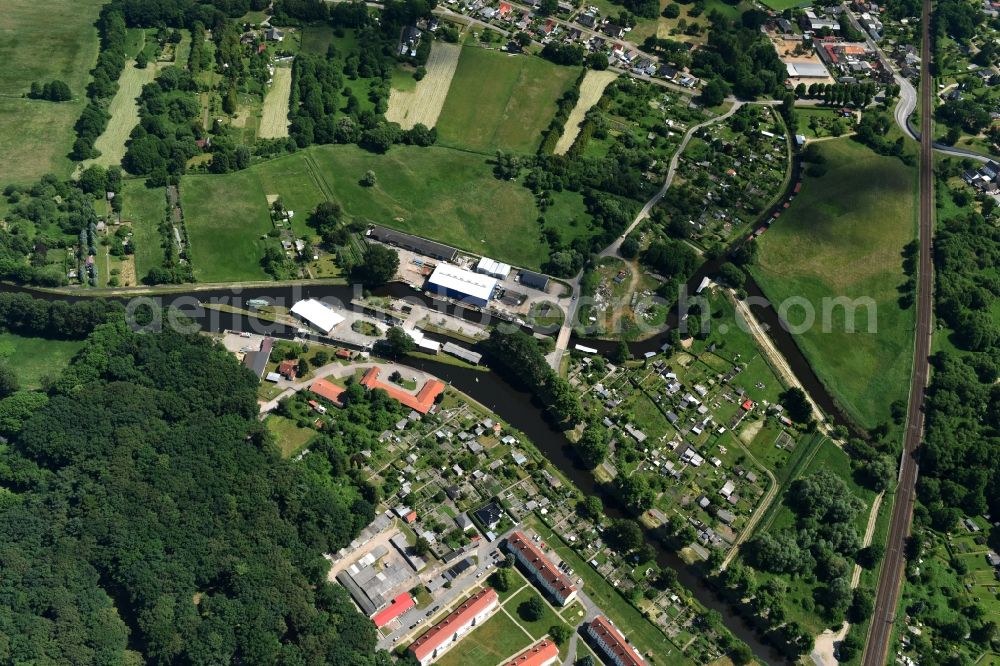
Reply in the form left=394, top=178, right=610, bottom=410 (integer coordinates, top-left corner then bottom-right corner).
left=300, top=24, right=336, bottom=55
left=505, top=587, right=569, bottom=641
left=0, top=333, right=84, bottom=389
left=759, top=0, right=810, bottom=9
left=121, top=179, right=167, bottom=279
left=433, top=609, right=533, bottom=666
left=0, top=0, right=104, bottom=184
left=436, top=46, right=579, bottom=154
left=265, top=415, right=316, bottom=458
left=181, top=171, right=274, bottom=282
left=751, top=137, right=918, bottom=429
left=524, top=515, right=691, bottom=664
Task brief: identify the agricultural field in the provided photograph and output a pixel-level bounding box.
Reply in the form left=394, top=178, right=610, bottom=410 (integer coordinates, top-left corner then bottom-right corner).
left=554, top=69, right=618, bottom=155
left=121, top=179, right=167, bottom=279
left=0, top=0, right=104, bottom=184
left=258, top=66, right=292, bottom=139
left=436, top=46, right=579, bottom=154
left=0, top=333, right=84, bottom=389
left=385, top=41, right=462, bottom=130
left=181, top=171, right=274, bottom=282
left=751, top=137, right=918, bottom=429
left=83, top=62, right=157, bottom=169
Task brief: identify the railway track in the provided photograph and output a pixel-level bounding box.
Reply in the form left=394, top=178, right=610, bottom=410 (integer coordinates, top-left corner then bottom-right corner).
left=860, top=0, right=935, bottom=662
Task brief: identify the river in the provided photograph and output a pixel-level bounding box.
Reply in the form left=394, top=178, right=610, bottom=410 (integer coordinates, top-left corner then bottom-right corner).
left=4, top=278, right=808, bottom=661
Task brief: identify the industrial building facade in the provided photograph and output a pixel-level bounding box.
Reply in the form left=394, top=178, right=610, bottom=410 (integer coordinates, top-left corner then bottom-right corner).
left=426, top=264, right=498, bottom=308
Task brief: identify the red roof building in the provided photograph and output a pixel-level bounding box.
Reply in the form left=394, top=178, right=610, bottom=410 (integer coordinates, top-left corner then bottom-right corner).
left=587, top=616, right=647, bottom=666
left=310, top=378, right=345, bottom=407
left=372, top=592, right=415, bottom=628
left=498, top=1, right=513, bottom=16
left=278, top=359, right=298, bottom=379
left=503, top=639, right=559, bottom=666
left=336, top=348, right=352, bottom=359
left=506, top=531, right=578, bottom=606
left=741, top=399, right=754, bottom=411
left=408, top=588, right=499, bottom=665
left=360, top=367, right=444, bottom=414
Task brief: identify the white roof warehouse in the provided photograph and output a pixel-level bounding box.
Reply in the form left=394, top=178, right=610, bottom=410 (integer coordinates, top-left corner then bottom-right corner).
left=427, top=264, right=497, bottom=307
left=290, top=299, right=345, bottom=334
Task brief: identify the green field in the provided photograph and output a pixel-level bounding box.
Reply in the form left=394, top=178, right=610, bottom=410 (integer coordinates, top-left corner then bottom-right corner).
left=301, top=24, right=335, bottom=55
left=0, top=333, right=85, bottom=389
left=506, top=587, right=569, bottom=640
left=181, top=138, right=604, bottom=278
left=181, top=171, right=274, bottom=282
left=436, top=47, right=579, bottom=154
left=751, top=137, right=918, bottom=429
left=0, top=0, right=104, bottom=184
left=265, top=415, right=315, bottom=458
left=434, top=609, right=533, bottom=666
left=121, top=179, right=167, bottom=279
left=307, top=145, right=557, bottom=267
left=759, top=0, right=810, bottom=9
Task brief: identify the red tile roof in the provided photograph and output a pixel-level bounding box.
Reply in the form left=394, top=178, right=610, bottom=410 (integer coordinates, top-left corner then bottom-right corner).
left=503, top=639, right=559, bottom=666
left=589, top=615, right=647, bottom=666
left=506, top=531, right=577, bottom=602
left=372, top=593, right=415, bottom=628
left=278, top=359, right=298, bottom=378
left=408, top=588, right=498, bottom=662
left=310, top=378, right=345, bottom=406
left=361, top=367, right=445, bottom=414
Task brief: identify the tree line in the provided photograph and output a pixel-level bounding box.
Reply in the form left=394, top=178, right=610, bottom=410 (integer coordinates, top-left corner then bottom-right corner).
left=482, top=328, right=583, bottom=427
left=72, top=4, right=129, bottom=160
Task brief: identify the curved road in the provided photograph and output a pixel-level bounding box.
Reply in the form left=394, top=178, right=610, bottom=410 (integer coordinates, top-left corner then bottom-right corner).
left=861, top=0, right=935, bottom=661
left=548, top=102, right=744, bottom=368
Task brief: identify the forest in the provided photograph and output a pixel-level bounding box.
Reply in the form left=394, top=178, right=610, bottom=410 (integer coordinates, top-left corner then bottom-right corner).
left=691, top=10, right=788, bottom=100
left=0, top=311, right=389, bottom=664
left=918, top=207, right=1000, bottom=525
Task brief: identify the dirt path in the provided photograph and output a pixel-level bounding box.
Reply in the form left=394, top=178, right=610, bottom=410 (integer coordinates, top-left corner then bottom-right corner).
left=731, top=290, right=830, bottom=432
left=607, top=259, right=640, bottom=333
left=385, top=41, right=462, bottom=129
left=720, top=439, right=779, bottom=570
left=554, top=69, right=617, bottom=155
left=811, top=491, right=884, bottom=665
left=258, top=66, right=292, bottom=139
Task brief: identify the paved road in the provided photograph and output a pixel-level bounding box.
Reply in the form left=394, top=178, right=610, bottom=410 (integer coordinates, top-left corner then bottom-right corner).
left=860, top=0, right=935, bottom=661
left=842, top=2, right=993, bottom=164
